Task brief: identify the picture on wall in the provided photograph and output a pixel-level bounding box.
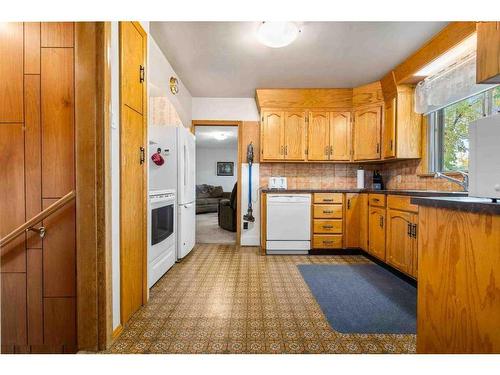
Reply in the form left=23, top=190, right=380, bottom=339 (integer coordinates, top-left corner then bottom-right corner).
left=217, top=162, right=234, bottom=176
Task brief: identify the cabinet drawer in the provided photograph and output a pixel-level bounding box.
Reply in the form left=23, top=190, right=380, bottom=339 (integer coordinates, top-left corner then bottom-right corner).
left=368, top=193, right=386, bottom=207
left=313, top=235, right=343, bottom=249
left=313, top=219, right=343, bottom=234
left=313, top=193, right=343, bottom=204
left=387, top=195, right=418, bottom=213
left=313, top=204, right=343, bottom=219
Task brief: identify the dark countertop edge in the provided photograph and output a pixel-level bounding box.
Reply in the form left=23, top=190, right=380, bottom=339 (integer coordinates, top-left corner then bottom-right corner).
left=261, top=188, right=468, bottom=197
left=410, top=196, right=500, bottom=215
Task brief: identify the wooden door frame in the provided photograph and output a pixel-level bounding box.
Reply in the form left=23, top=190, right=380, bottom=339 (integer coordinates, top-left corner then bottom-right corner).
left=118, top=21, right=148, bottom=327
left=74, top=22, right=113, bottom=351
left=191, top=120, right=243, bottom=246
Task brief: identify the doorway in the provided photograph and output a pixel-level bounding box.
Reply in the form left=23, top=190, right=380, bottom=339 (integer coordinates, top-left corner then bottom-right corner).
left=193, top=123, right=241, bottom=245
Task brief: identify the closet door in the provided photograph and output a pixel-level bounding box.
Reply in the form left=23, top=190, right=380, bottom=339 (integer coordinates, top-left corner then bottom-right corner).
left=307, top=111, right=330, bottom=161
left=119, top=21, right=147, bottom=326
left=284, top=111, right=306, bottom=160
left=329, top=111, right=351, bottom=161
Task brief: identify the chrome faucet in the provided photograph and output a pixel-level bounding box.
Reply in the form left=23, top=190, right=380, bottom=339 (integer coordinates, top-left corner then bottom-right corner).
left=434, top=171, right=469, bottom=192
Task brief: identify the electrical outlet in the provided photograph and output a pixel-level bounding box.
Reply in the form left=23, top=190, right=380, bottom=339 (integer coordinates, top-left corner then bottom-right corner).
left=243, top=222, right=249, bottom=230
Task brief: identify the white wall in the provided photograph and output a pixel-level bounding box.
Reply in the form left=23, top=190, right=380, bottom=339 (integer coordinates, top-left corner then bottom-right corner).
left=192, top=97, right=259, bottom=121
left=149, top=38, right=192, bottom=127
left=196, top=147, right=238, bottom=192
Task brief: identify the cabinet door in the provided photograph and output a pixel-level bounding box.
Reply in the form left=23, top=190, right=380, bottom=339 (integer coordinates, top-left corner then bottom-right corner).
left=345, top=193, right=361, bottom=248
left=120, top=22, right=145, bottom=114
left=261, top=111, right=284, bottom=160
left=307, top=111, right=330, bottom=161
left=368, top=206, right=386, bottom=260
left=330, top=112, right=351, bottom=161
left=386, top=209, right=413, bottom=274
left=383, top=98, right=396, bottom=159
left=476, top=22, right=500, bottom=84
left=353, top=105, right=382, bottom=160
left=284, top=111, right=306, bottom=160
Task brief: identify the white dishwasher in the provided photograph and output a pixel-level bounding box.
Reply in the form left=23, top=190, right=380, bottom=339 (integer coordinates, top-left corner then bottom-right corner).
left=266, top=194, right=311, bottom=254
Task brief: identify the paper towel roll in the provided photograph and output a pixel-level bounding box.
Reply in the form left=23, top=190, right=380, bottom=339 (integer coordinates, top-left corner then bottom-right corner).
left=357, top=169, right=365, bottom=189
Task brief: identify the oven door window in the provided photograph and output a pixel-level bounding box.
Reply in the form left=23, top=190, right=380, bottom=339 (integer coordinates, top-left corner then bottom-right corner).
left=151, top=204, right=174, bottom=245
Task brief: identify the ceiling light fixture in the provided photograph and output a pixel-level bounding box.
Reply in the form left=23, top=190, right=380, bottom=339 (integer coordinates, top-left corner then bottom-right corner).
left=256, top=21, right=300, bottom=48
left=213, top=132, right=228, bottom=141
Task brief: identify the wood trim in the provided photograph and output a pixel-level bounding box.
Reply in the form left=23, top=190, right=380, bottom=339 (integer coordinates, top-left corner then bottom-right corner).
left=393, top=22, right=477, bottom=84
left=112, top=324, right=123, bottom=340
left=192, top=120, right=243, bottom=246
left=260, top=193, right=267, bottom=255
left=0, top=191, right=75, bottom=249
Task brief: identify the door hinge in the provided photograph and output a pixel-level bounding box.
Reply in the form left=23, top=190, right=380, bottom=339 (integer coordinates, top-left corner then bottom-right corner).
left=140, top=146, right=145, bottom=164
left=139, top=65, right=145, bottom=83
left=305, top=149, right=308, bottom=155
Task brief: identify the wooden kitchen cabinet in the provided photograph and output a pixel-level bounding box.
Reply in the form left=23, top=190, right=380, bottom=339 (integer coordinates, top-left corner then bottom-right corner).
left=368, top=206, right=386, bottom=260
left=284, top=111, right=307, bottom=160
left=353, top=105, right=382, bottom=161
left=344, top=193, right=367, bottom=248
left=382, top=86, right=421, bottom=160
left=476, top=22, right=500, bottom=84
left=386, top=209, right=417, bottom=276
left=308, top=111, right=352, bottom=161
left=307, top=111, right=330, bottom=161
left=261, top=110, right=307, bottom=161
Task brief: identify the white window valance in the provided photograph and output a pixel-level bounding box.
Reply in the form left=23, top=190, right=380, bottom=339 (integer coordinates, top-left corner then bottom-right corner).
left=414, top=56, right=496, bottom=114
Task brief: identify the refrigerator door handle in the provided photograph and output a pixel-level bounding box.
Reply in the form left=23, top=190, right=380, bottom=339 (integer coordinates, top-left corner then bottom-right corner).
left=184, top=144, right=188, bottom=187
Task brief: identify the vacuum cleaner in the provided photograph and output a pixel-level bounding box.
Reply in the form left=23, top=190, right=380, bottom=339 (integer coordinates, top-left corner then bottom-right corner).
left=242, top=142, right=255, bottom=223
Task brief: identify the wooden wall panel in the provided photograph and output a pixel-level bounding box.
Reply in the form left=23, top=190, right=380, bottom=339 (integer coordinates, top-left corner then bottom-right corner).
left=41, top=48, right=75, bottom=198
left=42, top=199, right=76, bottom=297
left=352, top=81, right=384, bottom=108
left=256, top=88, right=353, bottom=110
left=24, top=22, right=40, bottom=74
left=240, top=121, right=260, bottom=163
left=0, top=22, right=24, bottom=122
left=1, top=273, right=27, bottom=345
left=0, top=124, right=26, bottom=272
left=43, top=297, right=76, bottom=346
left=41, top=22, right=74, bottom=47
left=27, top=249, right=43, bottom=344
left=25, top=75, right=42, bottom=249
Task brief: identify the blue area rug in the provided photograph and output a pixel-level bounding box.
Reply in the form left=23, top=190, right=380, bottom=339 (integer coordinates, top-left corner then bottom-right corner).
left=298, top=264, right=416, bottom=334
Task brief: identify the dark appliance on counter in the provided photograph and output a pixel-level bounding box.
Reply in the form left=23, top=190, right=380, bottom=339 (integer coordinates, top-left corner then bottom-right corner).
left=372, top=170, right=384, bottom=190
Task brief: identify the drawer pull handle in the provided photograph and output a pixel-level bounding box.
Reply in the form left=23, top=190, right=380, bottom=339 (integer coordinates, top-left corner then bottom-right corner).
left=322, top=225, right=334, bottom=229
left=323, top=211, right=334, bottom=214
left=372, top=198, right=380, bottom=202
left=323, top=240, right=334, bottom=244
left=323, top=199, right=334, bottom=202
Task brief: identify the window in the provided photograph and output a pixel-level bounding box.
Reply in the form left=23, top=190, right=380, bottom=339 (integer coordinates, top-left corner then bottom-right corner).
left=428, top=86, right=500, bottom=173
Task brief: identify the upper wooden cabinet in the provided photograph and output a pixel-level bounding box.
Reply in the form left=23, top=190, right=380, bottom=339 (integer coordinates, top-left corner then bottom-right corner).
left=353, top=105, right=382, bottom=161
left=476, top=22, right=500, bottom=84
left=308, top=111, right=330, bottom=161
left=261, top=110, right=284, bottom=160
left=330, top=112, right=351, bottom=161
left=382, top=87, right=422, bottom=160
left=284, top=111, right=307, bottom=160
left=0, top=22, right=24, bottom=122
left=261, top=110, right=306, bottom=161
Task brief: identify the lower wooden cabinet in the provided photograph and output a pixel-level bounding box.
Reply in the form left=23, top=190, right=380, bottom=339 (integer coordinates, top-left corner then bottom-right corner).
left=386, top=209, right=417, bottom=276
left=313, top=235, right=343, bottom=249
left=312, top=193, right=344, bottom=249
left=345, top=193, right=368, bottom=248
left=368, top=206, right=386, bottom=260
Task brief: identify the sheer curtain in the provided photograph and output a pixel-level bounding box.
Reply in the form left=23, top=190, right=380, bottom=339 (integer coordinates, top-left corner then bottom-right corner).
left=415, top=56, right=496, bottom=114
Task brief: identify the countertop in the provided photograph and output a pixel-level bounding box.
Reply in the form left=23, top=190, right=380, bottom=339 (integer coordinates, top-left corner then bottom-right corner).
left=410, top=196, right=500, bottom=215
left=261, top=188, right=468, bottom=197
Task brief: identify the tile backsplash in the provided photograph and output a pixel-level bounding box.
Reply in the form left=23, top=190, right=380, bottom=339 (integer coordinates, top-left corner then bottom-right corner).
left=260, top=159, right=463, bottom=192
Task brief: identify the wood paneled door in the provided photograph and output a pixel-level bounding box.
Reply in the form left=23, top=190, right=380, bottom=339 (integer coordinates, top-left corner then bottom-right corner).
left=329, top=112, right=351, bottom=161
left=283, top=111, right=306, bottom=160
left=368, top=206, right=386, bottom=261
left=261, top=110, right=284, bottom=160
left=119, top=21, right=147, bottom=326
left=385, top=209, right=415, bottom=275
left=307, top=111, right=329, bottom=161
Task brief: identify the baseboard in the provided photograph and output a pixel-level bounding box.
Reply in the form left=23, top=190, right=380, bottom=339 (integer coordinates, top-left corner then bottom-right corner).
left=359, top=250, right=417, bottom=287
left=112, top=324, right=123, bottom=340
left=308, top=248, right=363, bottom=256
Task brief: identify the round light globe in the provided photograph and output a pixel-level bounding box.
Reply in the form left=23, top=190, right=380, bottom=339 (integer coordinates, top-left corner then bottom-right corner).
left=256, top=22, right=299, bottom=48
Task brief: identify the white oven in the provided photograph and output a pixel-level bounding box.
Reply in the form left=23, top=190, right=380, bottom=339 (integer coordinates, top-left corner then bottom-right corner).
left=148, top=189, right=176, bottom=288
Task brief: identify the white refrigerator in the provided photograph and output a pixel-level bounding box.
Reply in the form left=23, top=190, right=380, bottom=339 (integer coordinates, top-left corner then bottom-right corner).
left=149, top=125, right=196, bottom=260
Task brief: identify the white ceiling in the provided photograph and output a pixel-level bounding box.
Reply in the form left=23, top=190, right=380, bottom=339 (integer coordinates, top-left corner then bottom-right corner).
left=195, top=126, right=238, bottom=148
left=150, top=21, right=448, bottom=97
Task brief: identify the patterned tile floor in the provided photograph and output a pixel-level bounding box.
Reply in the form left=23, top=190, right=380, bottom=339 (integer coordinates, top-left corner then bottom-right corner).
left=106, top=244, right=416, bottom=354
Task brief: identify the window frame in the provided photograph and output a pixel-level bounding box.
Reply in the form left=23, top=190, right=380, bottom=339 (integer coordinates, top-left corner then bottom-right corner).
left=427, top=86, right=499, bottom=174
